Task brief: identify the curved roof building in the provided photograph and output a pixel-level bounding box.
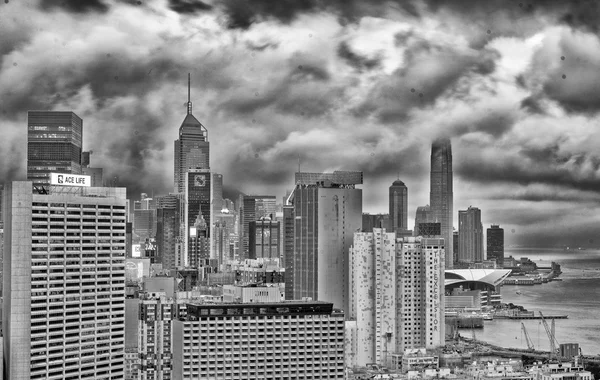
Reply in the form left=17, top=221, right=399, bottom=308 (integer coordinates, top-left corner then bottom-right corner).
left=444, top=269, right=511, bottom=292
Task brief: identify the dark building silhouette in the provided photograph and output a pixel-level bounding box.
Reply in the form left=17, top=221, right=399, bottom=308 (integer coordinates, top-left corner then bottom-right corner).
left=389, top=180, right=408, bottom=233
left=155, top=194, right=182, bottom=270
left=487, top=224, right=504, bottom=267
left=417, top=222, right=441, bottom=237
left=239, top=195, right=277, bottom=260
left=362, top=213, right=389, bottom=232
left=458, top=206, right=483, bottom=264
left=27, top=111, right=83, bottom=188
left=430, top=138, right=453, bottom=268
left=249, top=218, right=280, bottom=260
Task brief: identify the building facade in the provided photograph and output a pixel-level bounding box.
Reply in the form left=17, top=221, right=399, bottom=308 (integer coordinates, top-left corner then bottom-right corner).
left=458, top=206, right=484, bottom=264
left=239, top=195, right=277, bottom=260
left=288, top=171, right=363, bottom=313
left=248, top=218, right=280, bottom=260
left=486, top=225, right=504, bottom=267
left=389, top=180, right=408, bottom=233
left=348, top=231, right=445, bottom=368
left=172, top=301, right=346, bottom=380
left=3, top=182, right=126, bottom=380
left=430, top=138, right=453, bottom=268
left=27, top=111, right=83, bottom=188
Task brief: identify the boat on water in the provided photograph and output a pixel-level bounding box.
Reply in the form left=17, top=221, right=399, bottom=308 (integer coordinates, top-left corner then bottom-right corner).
left=516, top=290, right=522, bottom=295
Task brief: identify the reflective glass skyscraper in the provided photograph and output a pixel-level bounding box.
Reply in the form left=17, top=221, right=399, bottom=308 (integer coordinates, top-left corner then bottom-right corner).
left=430, top=138, right=453, bottom=268
left=174, top=75, right=209, bottom=194
left=389, top=180, right=408, bottom=233
left=27, top=111, right=83, bottom=188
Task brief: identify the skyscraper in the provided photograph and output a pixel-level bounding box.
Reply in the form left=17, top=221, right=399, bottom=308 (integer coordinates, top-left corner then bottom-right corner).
left=184, top=169, right=211, bottom=266
left=3, top=182, right=126, bottom=379
left=174, top=74, right=209, bottom=194
left=288, top=171, right=362, bottom=313
left=430, top=138, right=453, bottom=268
left=27, top=111, right=83, bottom=188
left=487, top=224, right=504, bottom=267
left=348, top=231, right=445, bottom=367
left=239, top=195, right=277, bottom=260
left=458, top=206, right=484, bottom=264
left=389, top=180, right=408, bottom=233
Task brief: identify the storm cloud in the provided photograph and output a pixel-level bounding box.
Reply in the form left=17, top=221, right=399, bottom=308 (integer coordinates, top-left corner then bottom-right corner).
left=2, top=0, right=600, bottom=246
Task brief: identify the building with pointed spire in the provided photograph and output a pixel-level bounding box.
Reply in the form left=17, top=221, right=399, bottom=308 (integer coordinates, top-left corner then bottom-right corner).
left=430, top=138, right=453, bottom=268
left=174, top=74, right=210, bottom=194
left=174, top=75, right=212, bottom=266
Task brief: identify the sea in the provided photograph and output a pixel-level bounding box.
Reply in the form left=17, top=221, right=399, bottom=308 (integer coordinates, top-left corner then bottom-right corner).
left=472, top=248, right=600, bottom=355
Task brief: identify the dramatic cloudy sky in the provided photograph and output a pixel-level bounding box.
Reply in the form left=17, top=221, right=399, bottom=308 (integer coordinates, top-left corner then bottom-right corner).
left=2, top=0, right=600, bottom=247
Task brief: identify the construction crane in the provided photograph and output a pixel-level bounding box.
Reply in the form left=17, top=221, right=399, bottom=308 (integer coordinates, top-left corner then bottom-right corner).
left=539, top=311, right=561, bottom=360
left=521, top=323, right=535, bottom=351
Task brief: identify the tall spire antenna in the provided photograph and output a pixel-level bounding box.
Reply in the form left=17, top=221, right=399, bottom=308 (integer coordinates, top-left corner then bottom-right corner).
left=187, top=73, right=192, bottom=115
left=298, top=156, right=301, bottom=173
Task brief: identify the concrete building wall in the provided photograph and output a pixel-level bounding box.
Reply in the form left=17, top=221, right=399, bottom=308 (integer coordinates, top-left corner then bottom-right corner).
left=317, top=187, right=362, bottom=313
left=2, top=182, right=32, bottom=380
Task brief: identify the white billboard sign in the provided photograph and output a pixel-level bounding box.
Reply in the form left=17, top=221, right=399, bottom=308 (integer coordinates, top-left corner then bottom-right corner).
left=132, top=244, right=141, bottom=258
left=50, top=173, right=91, bottom=187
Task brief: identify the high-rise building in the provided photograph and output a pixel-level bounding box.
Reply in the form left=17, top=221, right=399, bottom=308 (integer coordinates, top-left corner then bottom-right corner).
left=239, top=195, right=277, bottom=260
left=174, top=75, right=209, bottom=194
left=188, top=212, right=209, bottom=268
left=430, top=138, right=453, bottom=268
left=389, top=180, right=408, bottom=233
left=413, top=205, right=432, bottom=236
left=487, top=224, right=504, bottom=267
left=282, top=204, right=294, bottom=297
left=288, top=171, right=362, bottom=313
left=348, top=231, right=445, bottom=367
left=156, top=195, right=181, bottom=270
left=172, top=301, right=346, bottom=380
left=133, top=209, right=156, bottom=242
left=458, top=206, right=484, bottom=264
left=27, top=111, right=83, bottom=188
left=3, top=182, right=126, bottom=379
left=136, top=294, right=176, bottom=380
left=361, top=213, right=389, bottom=233
left=81, top=151, right=104, bottom=187
left=184, top=169, right=211, bottom=266
left=248, top=218, right=280, bottom=260
left=212, top=173, right=223, bottom=213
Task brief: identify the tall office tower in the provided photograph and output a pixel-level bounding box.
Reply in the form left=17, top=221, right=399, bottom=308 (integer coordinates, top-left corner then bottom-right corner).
left=486, top=224, right=504, bottom=267
left=155, top=195, right=181, bottom=270
left=430, top=138, right=454, bottom=268
left=212, top=210, right=235, bottom=261
left=282, top=204, right=294, bottom=298
left=398, top=236, right=445, bottom=349
left=361, top=213, right=389, bottom=233
left=413, top=205, right=432, bottom=236
left=453, top=230, right=459, bottom=259
left=458, top=206, right=484, bottom=264
left=173, top=301, right=346, bottom=380
left=248, top=218, right=280, bottom=260
left=389, top=180, right=408, bottom=233
left=288, top=171, right=362, bottom=312
left=239, top=195, right=277, bottom=260
left=133, top=209, right=156, bottom=242
left=81, top=151, right=104, bottom=187
left=188, top=212, right=209, bottom=268
left=348, top=231, right=445, bottom=367
left=212, top=173, right=223, bottom=213
left=136, top=293, right=176, bottom=380
left=174, top=74, right=210, bottom=194
left=3, top=182, right=126, bottom=379
left=184, top=169, right=211, bottom=266
left=27, top=111, right=83, bottom=188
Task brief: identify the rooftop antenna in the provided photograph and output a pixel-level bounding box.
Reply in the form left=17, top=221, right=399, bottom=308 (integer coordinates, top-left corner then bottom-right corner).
left=298, top=156, right=301, bottom=173
left=187, top=73, right=192, bottom=115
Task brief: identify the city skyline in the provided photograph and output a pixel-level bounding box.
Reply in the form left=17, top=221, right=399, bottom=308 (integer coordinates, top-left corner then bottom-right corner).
left=3, top=1, right=600, bottom=247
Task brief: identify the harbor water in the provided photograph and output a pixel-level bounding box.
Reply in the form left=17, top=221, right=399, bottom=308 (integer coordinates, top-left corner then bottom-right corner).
left=469, top=248, right=600, bottom=354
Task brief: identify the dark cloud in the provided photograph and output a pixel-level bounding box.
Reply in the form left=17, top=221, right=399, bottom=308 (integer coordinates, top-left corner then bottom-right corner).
left=337, top=41, right=381, bottom=71
left=245, top=41, right=280, bottom=51
left=40, top=0, right=109, bottom=13
left=520, top=96, right=546, bottom=114
left=355, top=40, right=499, bottom=123
left=168, top=0, right=212, bottom=14
left=457, top=146, right=600, bottom=194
